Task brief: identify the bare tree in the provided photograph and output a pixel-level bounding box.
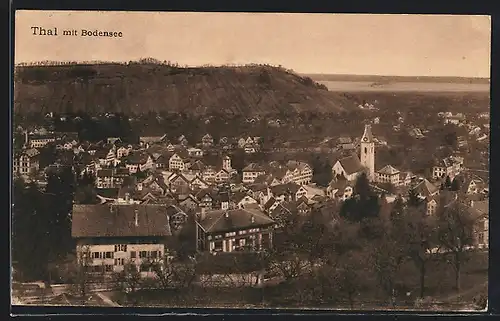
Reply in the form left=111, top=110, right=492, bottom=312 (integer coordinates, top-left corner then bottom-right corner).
left=332, top=251, right=367, bottom=309
left=436, top=201, right=475, bottom=297
left=371, top=235, right=406, bottom=306
left=398, top=207, right=439, bottom=299
left=113, top=261, right=142, bottom=296
left=69, top=245, right=93, bottom=305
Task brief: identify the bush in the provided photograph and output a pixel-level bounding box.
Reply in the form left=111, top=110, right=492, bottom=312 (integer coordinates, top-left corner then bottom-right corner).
left=473, top=292, right=487, bottom=310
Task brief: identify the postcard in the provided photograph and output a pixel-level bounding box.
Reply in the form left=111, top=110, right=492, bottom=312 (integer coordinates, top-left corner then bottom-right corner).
left=12, top=11, right=490, bottom=312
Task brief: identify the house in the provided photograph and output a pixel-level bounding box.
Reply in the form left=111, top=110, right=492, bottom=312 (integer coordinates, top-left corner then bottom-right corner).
left=106, top=137, right=121, bottom=145
left=71, top=204, right=187, bottom=278
left=444, top=114, right=465, bottom=125
left=263, top=197, right=280, bottom=214
left=375, top=165, right=401, bottom=186
left=242, top=163, right=267, bottom=184
left=331, top=154, right=364, bottom=182
left=238, top=138, right=248, bottom=149
left=276, top=161, right=313, bottom=186
left=187, top=160, right=207, bottom=176
left=124, top=152, right=154, bottom=174
left=168, top=173, right=192, bottom=192
left=178, top=194, right=199, bottom=211
left=96, top=168, right=130, bottom=189
left=28, top=134, right=56, bottom=148
left=195, top=189, right=219, bottom=211
left=139, top=135, right=166, bottom=147
left=432, top=156, right=464, bottom=180
left=169, top=151, right=190, bottom=171
left=94, top=146, right=118, bottom=167
left=116, top=146, right=132, bottom=159
left=455, top=174, right=484, bottom=196
left=326, top=177, right=355, bottom=201
left=398, top=172, right=413, bottom=187
left=269, top=183, right=308, bottom=203
left=409, top=128, right=424, bottom=139
left=190, top=176, right=210, bottom=190
left=231, top=192, right=259, bottom=209
left=13, top=148, right=40, bottom=178
left=470, top=200, right=489, bottom=249
left=201, top=134, right=214, bottom=148
left=178, top=135, right=189, bottom=146
left=302, top=185, right=326, bottom=200
left=187, top=148, right=204, bottom=158
left=412, top=178, right=440, bottom=200
left=196, top=208, right=275, bottom=253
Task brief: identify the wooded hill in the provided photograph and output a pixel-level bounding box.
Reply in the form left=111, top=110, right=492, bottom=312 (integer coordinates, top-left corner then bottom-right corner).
left=14, top=62, right=357, bottom=116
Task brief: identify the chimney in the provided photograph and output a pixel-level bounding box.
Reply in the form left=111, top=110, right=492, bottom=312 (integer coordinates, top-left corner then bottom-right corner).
left=224, top=211, right=229, bottom=219
left=470, top=200, right=474, bottom=207
left=200, top=207, right=206, bottom=221
left=125, top=192, right=130, bottom=202
left=134, top=209, right=139, bottom=227
left=137, top=183, right=143, bottom=191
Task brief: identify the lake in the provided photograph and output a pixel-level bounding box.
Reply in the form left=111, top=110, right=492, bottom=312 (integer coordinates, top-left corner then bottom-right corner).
left=317, top=81, right=490, bottom=93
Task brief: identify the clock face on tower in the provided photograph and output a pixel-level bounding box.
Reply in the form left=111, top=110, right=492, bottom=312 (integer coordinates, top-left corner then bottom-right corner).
left=363, top=137, right=368, bottom=142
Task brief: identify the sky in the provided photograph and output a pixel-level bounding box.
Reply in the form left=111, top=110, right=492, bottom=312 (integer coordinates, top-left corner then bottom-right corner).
left=15, top=11, right=491, bottom=77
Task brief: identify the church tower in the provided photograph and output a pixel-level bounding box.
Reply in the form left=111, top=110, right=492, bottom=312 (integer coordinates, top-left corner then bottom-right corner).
left=360, top=124, right=375, bottom=181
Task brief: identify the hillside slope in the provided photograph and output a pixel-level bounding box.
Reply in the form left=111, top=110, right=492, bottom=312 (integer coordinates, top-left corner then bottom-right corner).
left=14, top=63, right=355, bottom=116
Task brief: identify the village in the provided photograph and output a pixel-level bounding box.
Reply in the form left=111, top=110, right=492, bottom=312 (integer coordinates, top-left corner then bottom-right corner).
left=11, top=107, right=489, bottom=308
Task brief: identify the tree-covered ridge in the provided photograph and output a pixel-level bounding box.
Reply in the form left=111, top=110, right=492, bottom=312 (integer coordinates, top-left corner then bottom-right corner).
left=14, top=60, right=350, bottom=116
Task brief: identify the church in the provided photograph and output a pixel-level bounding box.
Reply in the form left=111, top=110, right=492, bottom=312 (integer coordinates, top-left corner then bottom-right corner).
left=330, top=124, right=413, bottom=189
left=331, top=124, right=375, bottom=182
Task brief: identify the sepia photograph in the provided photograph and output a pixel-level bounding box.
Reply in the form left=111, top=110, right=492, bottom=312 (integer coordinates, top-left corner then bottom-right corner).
left=12, top=11, right=490, bottom=311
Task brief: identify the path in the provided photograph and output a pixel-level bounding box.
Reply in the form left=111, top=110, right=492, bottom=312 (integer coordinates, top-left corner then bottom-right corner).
left=440, top=280, right=488, bottom=303
left=96, top=292, right=121, bottom=307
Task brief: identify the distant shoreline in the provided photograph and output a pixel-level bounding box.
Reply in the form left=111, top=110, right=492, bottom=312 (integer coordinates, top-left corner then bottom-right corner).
left=304, top=73, right=490, bottom=85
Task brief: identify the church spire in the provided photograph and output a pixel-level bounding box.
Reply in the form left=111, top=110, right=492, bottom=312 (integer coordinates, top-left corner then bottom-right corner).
left=361, top=124, right=374, bottom=143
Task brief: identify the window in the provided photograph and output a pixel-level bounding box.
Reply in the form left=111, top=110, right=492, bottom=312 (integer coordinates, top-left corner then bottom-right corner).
left=92, top=252, right=99, bottom=259
left=139, top=251, right=147, bottom=258
left=105, top=265, right=114, bottom=272
left=130, top=251, right=136, bottom=258
left=364, top=147, right=367, bottom=154
left=114, top=258, right=125, bottom=266
left=105, top=252, right=113, bottom=259
left=151, top=251, right=158, bottom=259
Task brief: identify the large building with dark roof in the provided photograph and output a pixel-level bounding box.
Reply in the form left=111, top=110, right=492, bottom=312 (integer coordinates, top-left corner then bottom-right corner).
left=196, top=208, right=275, bottom=254
left=71, top=203, right=188, bottom=278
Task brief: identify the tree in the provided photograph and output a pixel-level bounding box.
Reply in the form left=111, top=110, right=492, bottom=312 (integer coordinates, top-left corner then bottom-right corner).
left=444, top=176, right=452, bottom=190
left=397, top=207, right=438, bottom=298
left=407, top=188, right=423, bottom=208
left=354, top=172, right=372, bottom=201
left=436, top=201, right=475, bottom=297
left=113, top=261, right=142, bottom=303
left=70, top=245, right=94, bottom=305
left=450, top=178, right=461, bottom=192
left=333, top=251, right=367, bottom=309
left=12, top=180, right=51, bottom=281
left=371, top=231, right=406, bottom=305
